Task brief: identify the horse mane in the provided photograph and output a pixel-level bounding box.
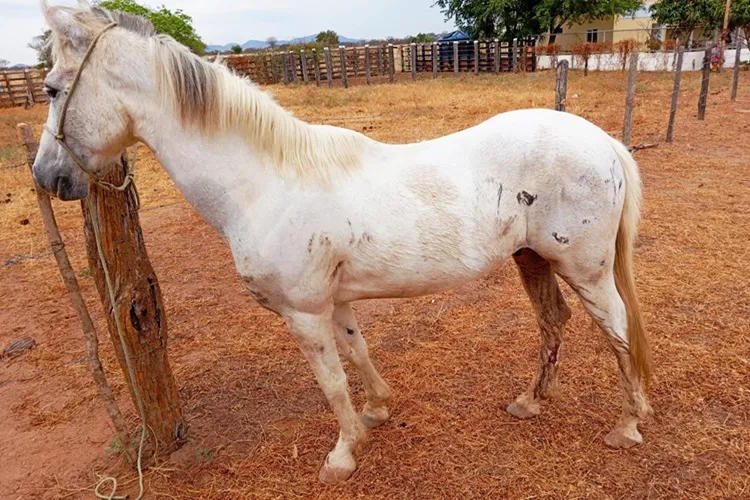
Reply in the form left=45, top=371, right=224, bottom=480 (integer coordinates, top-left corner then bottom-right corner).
left=46, top=2, right=367, bottom=181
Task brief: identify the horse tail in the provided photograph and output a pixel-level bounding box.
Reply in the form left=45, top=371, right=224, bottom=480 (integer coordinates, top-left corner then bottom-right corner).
left=609, top=137, right=652, bottom=387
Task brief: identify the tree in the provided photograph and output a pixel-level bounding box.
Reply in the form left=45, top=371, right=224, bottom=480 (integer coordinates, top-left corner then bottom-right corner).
left=732, top=0, right=750, bottom=49
left=0, top=59, right=9, bottom=69
left=649, top=0, right=723, bottom=44
left=316, top=30, right=340, bottom=46
left=97, top=0, right=206, bottom=54
left=434, top=0, right=643, bottom=41
left=266, top=36, right=278, bottom=49
left=28, top=29, right=53, bottom=68
left=407, top=33, right=436, bottom=43
left=231, top=44, right=242, bottom=54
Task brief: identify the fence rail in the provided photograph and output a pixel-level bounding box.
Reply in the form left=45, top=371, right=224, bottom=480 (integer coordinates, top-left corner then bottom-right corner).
left=0, top=69, right=48, bottom=108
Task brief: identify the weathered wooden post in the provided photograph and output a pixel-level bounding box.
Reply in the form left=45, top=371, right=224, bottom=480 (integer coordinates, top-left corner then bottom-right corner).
left=289, top=52, right=298, bottom=84
left=622, top=51, right=639, bottom=147
left=24, top=70, right=36, bottom=108
left=281, top=51, right=289, bottom=85
left=324, top=47, right=333, bottom=87
left=365, top=45, right=371, bottom=85
left=377, top=46, right=384, bottom=76
left=339, top=45, right=348, bottom=88
left=388, top=44, right=395, bottom=82
left=312, top=48, right=321, bottom=87
left=494, top=39, right=500, bottom=73
left=555, top=60, right=569, bottom=112
left=352, top=46, right=359, bottom=76
left=17, top=124, right=136, bottom=464
left=81, top=155, right=187, bottom=457
left=300, top=49, right=309, bottom=83
left=433, top=42, right=439, bottom=79
left=512, top=38, right=519, bottom=72
left=453, top=41, right=460, bottom=76
left=667, top=47, right=685, bottom=143
left=731, top=27, right=742, bottom=102
left=474, top=40, right=480, bottom=75
left=410, top=43, right=417, bottom=81
left=698, top=44, right=712, bottom=120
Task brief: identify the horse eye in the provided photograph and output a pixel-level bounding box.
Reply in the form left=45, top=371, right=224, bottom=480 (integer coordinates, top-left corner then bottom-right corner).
left=44, top=86, right=59, bottom=99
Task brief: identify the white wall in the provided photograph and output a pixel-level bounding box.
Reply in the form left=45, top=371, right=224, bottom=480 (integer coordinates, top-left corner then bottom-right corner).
left=537, top=47, right=750, bottom=72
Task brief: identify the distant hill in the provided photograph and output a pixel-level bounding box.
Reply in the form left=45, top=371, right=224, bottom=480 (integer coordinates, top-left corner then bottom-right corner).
left=206, top=35, right=364, bottom=53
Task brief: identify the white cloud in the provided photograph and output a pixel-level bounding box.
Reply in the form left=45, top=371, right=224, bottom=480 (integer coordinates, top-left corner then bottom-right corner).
left=0, top=0, right=455, bottom=66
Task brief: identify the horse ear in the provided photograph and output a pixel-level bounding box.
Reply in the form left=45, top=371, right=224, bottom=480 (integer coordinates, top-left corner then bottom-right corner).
left=41, top=1, right=89, bottom=52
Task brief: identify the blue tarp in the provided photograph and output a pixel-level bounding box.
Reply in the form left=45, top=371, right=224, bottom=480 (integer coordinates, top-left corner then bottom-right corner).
left=437, top=30, right=471, bottom=42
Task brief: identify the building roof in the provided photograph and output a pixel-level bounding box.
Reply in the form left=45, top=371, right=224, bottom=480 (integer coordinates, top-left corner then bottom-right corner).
left=437, top=30, right=471, bottom=42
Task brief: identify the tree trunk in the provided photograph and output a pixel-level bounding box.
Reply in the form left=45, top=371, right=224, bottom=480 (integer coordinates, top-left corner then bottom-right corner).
left=81, top=156, right=187, bottom=460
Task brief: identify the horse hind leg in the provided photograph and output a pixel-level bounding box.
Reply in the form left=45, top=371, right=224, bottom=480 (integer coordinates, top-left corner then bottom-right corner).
left=507, top=249, right=572, bottom=419
left=560, top=266, right=651, bottom=448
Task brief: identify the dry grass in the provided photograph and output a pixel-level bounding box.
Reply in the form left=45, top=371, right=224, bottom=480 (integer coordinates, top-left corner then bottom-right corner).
left=1, top=70, right=749, bottom=499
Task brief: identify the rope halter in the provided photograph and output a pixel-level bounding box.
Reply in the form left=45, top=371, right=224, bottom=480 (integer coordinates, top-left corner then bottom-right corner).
left=44, top=22, right=136, bottom=193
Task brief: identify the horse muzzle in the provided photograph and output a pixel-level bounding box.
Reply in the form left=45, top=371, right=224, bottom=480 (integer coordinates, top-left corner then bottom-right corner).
left=32, top=166, right=90, bottom=201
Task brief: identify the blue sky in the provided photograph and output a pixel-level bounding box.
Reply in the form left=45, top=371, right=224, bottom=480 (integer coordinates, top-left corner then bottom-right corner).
left=0, top=0, right=456, bottom=65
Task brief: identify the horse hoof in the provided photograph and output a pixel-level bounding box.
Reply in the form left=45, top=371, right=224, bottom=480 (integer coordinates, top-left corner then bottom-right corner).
left=506, top=400, right=540, bottom=420
left=319, top=461, right=356, bottom=484
left=361, top=406, right=389, bottom=429
left=604, top=428, right=642, bottom=449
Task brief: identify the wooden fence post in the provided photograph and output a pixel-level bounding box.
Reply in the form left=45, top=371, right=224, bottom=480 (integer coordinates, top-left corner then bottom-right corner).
left=555, top=60, right=569, bottom=112
left=698, top=43, right=712, bottom=120
left=453, top=41, right=460, bottom=76
left=24, top=70, right=35, bottom=108
left=17, top=124, right=137, bottom=465
left=324, top=47, right=333, bottom=87
left=80, top=155, right=188, bottom=459
left=494, top=39, right=500, bottom=73
left=3, top=72, right=15, bottom=105
left=377, top=46, right=384, bottom=76
left=474, top=40, right=480, bottom=75
left=365, top=45, right=371, bottom=85
left=731, top=27, right=742, bottom=102
left=410, top=43, right=417, bottom=81
left=622, top=51, right=639, bottom=147
left=512, top=38, right=519, bottom=72
left=300, top=49, right=309, bottom=83
left=312, top=49, right=321, bottom=87
left=433, top=42, right=439, bottom=79
left=290, top=52, right=298, bottom=84
left=667, top=47, right=685, bottom=143
left=388, top=44, right=395, bottom=82
left=339, top=46, right=348, bottom=88
left=281, top=51, right=289, bottom=84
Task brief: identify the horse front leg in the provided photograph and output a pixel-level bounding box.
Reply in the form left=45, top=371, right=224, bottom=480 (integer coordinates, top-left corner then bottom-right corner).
left=332, top=303, right=392, bottom=428
left=285, top=308, right=366, bottom=484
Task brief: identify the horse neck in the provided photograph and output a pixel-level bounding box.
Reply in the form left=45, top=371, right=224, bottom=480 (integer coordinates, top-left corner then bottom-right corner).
left=128, top=91, right=276, bottom=236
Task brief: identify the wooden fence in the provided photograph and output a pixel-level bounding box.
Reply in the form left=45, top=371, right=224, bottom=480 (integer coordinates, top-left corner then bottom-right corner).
left=0, top=69, right=48, bottom=107
left=401, top=39, right=537, bottom=74
left=213, top=40, right=537, bottom=86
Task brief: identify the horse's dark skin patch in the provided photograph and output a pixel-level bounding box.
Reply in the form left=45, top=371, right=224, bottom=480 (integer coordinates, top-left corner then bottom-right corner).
left=552, top=233, right=570, bottom=245
left=600, top=260, right=606, bottom=267
left=582, top=219, right=590, bottom=225
left=307, top=234, right=315, bottom=254
left=496, top=185, right=503, bottom=214
left=517, top=191, right=537, bottom=206
left=346, top=328, right=355, bottom=335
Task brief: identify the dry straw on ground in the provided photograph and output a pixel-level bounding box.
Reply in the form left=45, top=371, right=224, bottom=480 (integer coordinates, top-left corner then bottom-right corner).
left=1, top=71, right=749, bottom=499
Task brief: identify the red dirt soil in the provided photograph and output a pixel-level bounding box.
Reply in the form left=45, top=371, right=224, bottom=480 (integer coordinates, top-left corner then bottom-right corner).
left=1, top=72, right=749, bottom=499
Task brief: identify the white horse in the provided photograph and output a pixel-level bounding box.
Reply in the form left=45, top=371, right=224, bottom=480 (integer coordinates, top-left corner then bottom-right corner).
left=34, top=2, right=652, bottom=484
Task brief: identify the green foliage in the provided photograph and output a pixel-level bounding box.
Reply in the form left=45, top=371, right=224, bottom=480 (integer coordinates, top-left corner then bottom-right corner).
left=649, top=0, right=723, bottom=40
left=231, top=44, right=242, bottom=54
left=407, top=33, right=436, bottom=43
left=105, top=439, right=124, bottom=457
left=316, top=30, right=340, bottom=46
left=97, top=0, right=206, bottom=55
left=0, top=59, right=9, bottom=69
left=28, top=29, right=53, bottom=68
left=732, top=0, right=750, bottom=48
left=197, top=448, right=216, bottom=463
left=434, top=0, right=643, bottom=40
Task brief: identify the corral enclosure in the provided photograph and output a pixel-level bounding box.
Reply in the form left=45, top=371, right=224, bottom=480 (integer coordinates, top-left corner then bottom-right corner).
left=1, top=71, right=749, bottom=498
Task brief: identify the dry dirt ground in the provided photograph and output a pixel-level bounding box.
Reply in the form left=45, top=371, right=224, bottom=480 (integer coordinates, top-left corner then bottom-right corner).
left=1, top=71, right=749, bottom=499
